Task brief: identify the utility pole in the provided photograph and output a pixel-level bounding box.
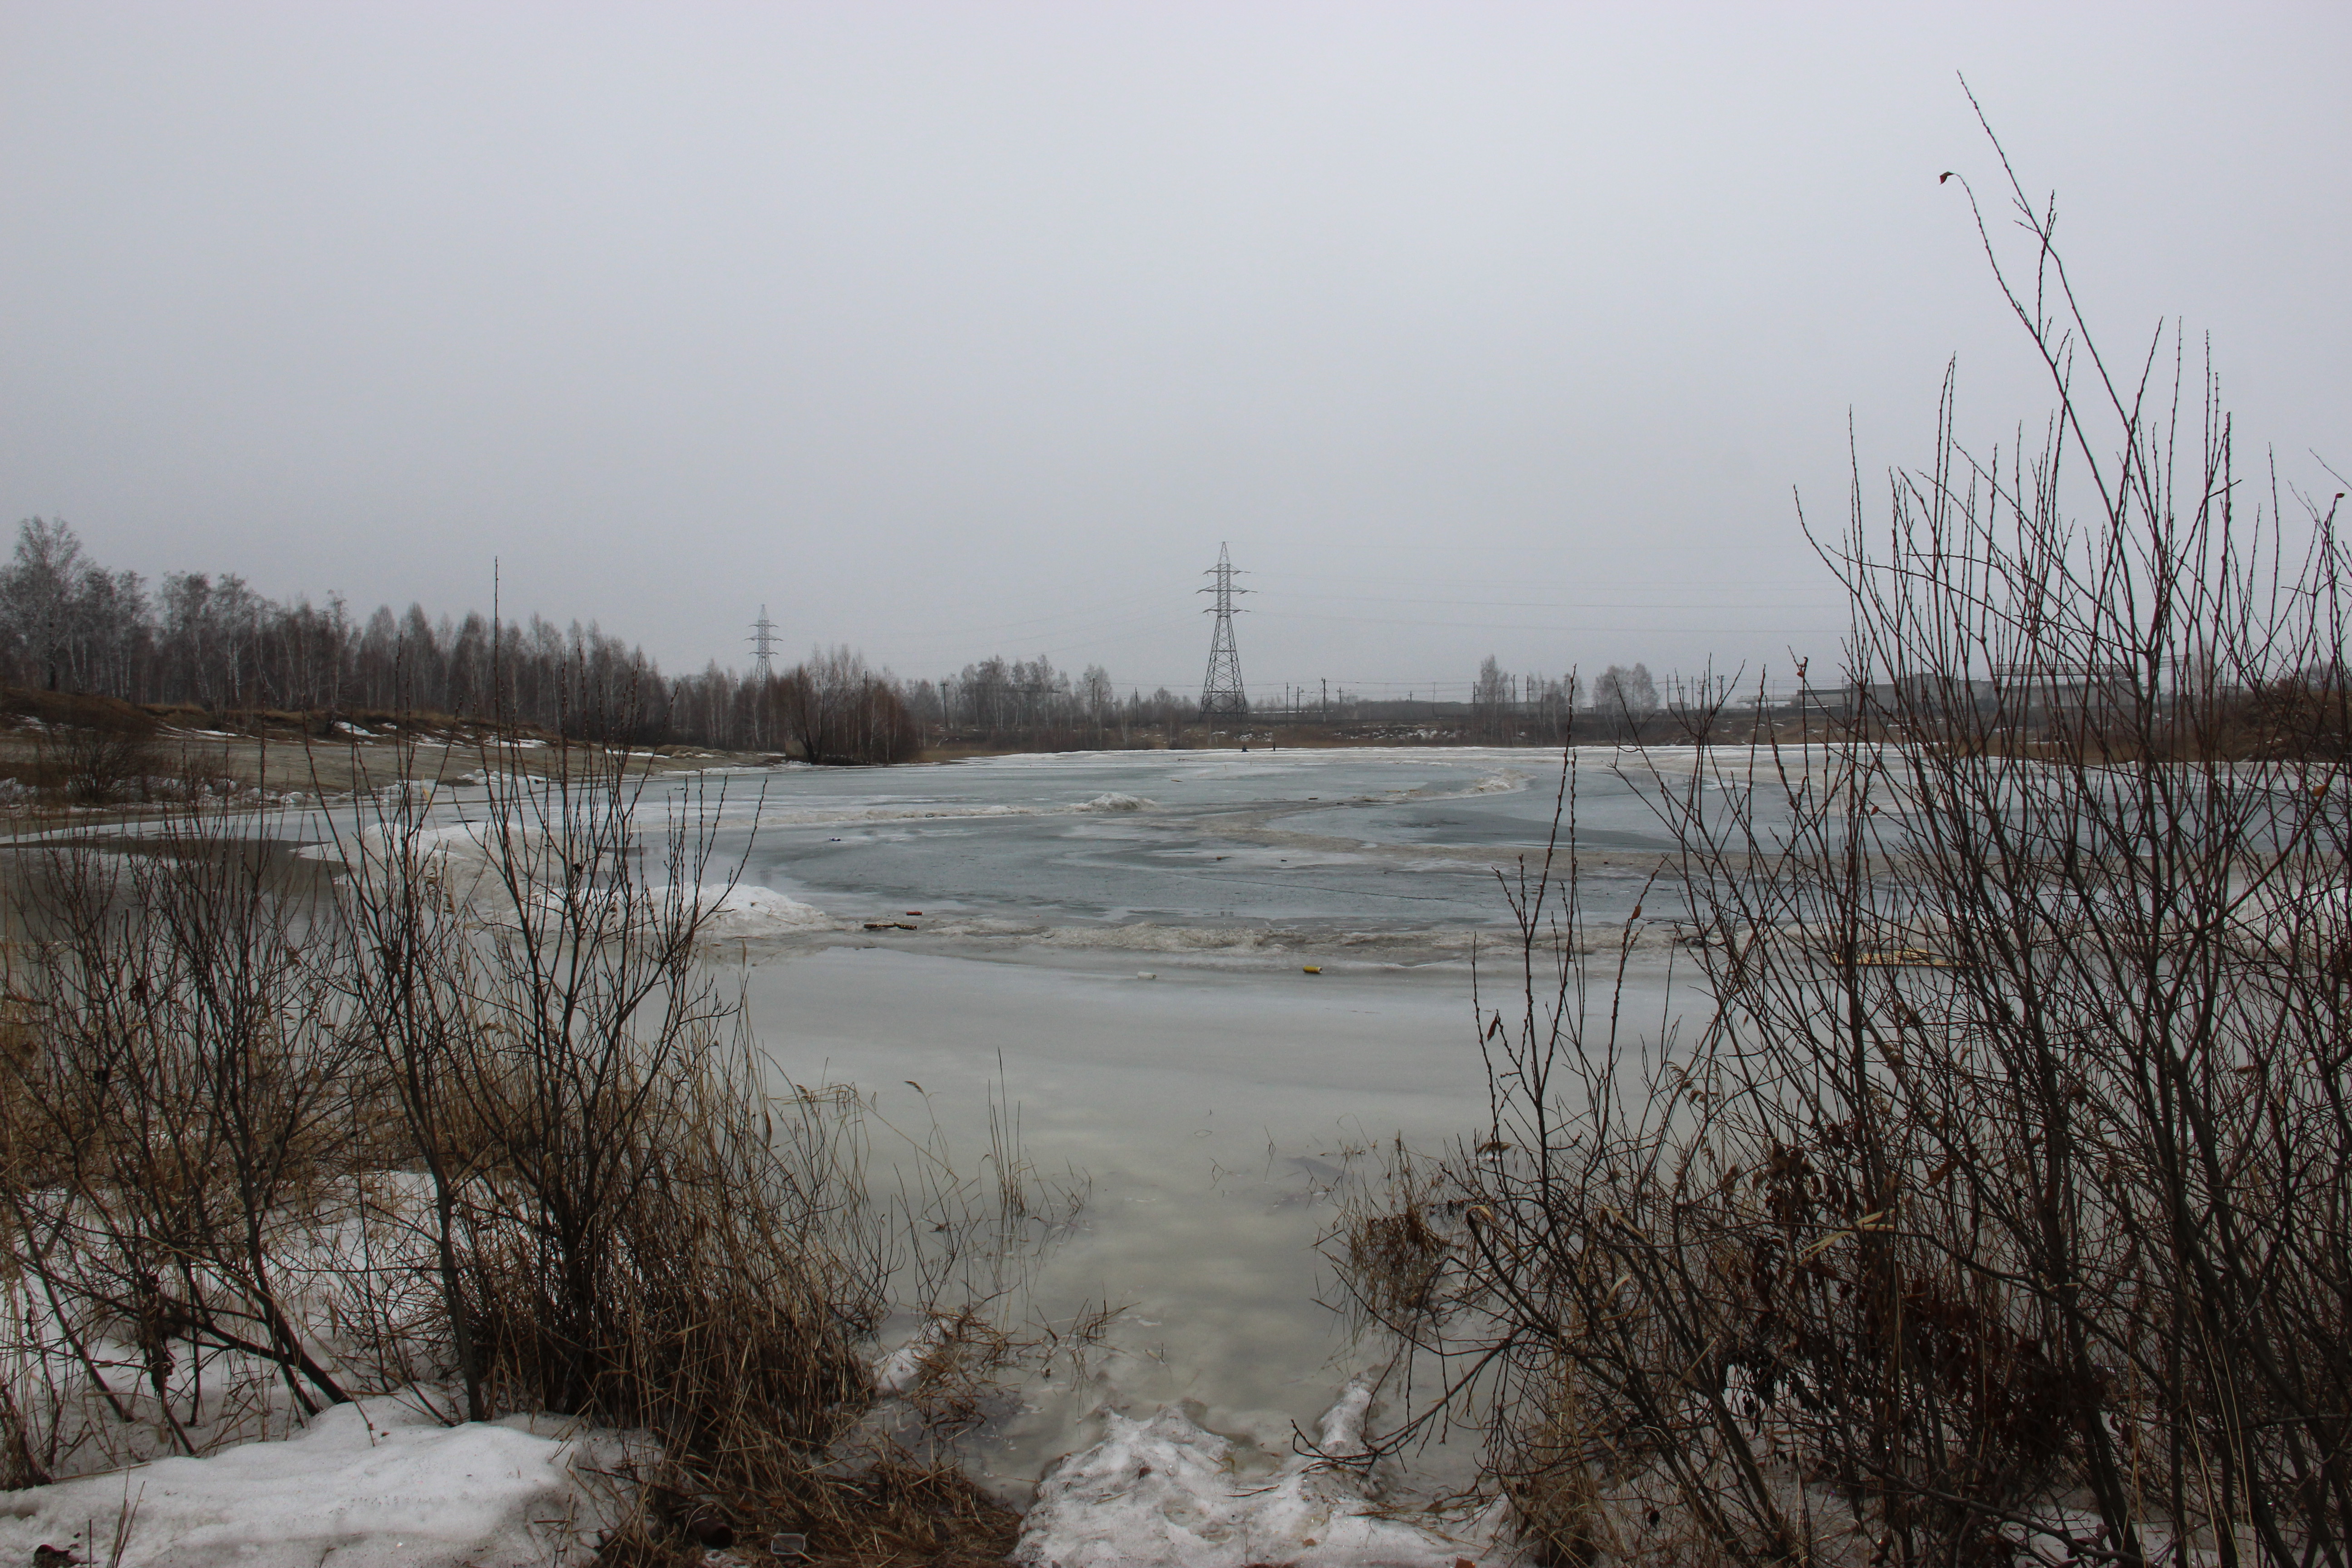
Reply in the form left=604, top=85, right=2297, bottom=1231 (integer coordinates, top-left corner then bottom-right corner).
left=1199, top=543, right=1249, bottom=722
left=748, top=605, right=780, bottom=681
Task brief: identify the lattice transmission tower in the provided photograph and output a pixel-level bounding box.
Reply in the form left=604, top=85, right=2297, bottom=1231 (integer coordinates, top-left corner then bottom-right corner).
left=748, top=605, right=780, bottom=680
left=1198, top=543, right=1250, bottom=720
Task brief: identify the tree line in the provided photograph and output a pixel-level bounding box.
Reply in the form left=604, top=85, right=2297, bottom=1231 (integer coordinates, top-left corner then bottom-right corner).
left=0, top=518, right=921, bottom=762
left=0, top=524, right=1235, bottom=760
left=0, top=516, right=1691, bottom=761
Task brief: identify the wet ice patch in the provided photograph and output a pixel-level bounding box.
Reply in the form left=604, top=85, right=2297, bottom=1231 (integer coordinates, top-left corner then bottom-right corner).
left=1013, top=1383, right=1496, bottom=1568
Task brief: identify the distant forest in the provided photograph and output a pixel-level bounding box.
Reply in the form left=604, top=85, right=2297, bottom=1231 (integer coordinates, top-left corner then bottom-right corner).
left=0, top=519, right=1617, bottom=761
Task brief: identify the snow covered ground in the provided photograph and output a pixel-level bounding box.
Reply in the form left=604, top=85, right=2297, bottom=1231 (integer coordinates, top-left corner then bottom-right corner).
left=0, top=1399, right=627, bottom=1568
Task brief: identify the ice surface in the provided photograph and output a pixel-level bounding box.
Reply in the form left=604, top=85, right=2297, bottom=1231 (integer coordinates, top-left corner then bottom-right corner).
left=0, top=1398, right=622, bottom=1568
left=686, top=746, right=1675, bottom=934
left=745, top=942, right=1693, bottom=1501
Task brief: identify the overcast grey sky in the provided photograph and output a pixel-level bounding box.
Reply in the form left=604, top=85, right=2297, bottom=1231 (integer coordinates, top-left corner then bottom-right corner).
left=3, top=3, right=2346, bottom=699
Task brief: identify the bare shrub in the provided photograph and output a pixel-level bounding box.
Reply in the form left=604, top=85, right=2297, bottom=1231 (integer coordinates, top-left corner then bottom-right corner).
left=317, top=720, right=973, bottom=1556
left=4, top=691, right=166, bottom=804
left=1338, top=121, right=2352, bottom=1568
left=41, top=725, right=161, bottom=804
left=0, top=690, right=1051, bottom=1558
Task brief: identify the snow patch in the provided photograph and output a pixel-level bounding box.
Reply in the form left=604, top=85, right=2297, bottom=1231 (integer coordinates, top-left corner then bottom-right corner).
left=1013, top=1383, right=1496, bottom=1568
left=0, top=1398, right=624, bottom=1568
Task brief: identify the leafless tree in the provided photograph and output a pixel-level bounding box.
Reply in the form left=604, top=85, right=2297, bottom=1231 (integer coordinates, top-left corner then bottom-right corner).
left=1592, top=662, right=1658, bottom=719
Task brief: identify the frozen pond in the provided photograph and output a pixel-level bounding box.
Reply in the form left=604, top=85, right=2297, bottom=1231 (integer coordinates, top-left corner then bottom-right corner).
left=695, top=747, right=1699, bottom=1496
left=702, top=743, right=1680, bottom=938
left=31, top=744, right=1701, bottom=1502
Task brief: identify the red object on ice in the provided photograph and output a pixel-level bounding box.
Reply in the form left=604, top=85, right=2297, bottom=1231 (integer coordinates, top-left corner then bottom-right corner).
left=906, top=910, right=922, bottom=916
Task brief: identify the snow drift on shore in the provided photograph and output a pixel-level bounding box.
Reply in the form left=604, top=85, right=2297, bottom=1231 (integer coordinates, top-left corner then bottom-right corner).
left=0, top=1399, right=622, bottom=1568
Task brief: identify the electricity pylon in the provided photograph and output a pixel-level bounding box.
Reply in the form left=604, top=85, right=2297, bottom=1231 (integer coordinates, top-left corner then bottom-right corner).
left=748, top=605, right=780, bottom=680
left=1199, top=543, right=1249, bottom=720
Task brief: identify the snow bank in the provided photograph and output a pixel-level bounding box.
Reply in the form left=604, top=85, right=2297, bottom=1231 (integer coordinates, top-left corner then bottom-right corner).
left=453, top=767, right=547, bottom=789
left=296, top=829, right=831, bottom=941
left=760, top=802, right=1039, bottom=827
left=1031, top=923, right=1312, bottom=954
left=759, top=792, right=1155, bottom=824
left=0, top=1399, right=624, bottom=1568
left=1013, top=1384, right=1497, bottom=1568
